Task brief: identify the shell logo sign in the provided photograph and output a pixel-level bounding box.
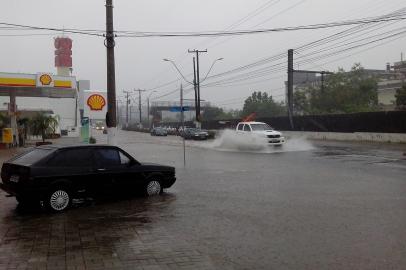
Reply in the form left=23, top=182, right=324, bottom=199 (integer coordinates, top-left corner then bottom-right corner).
left=87, top=94, right=106, bottom=111
left=36, top=73, right=54, bottom=87
left=39, top=74, right=53, bottom=86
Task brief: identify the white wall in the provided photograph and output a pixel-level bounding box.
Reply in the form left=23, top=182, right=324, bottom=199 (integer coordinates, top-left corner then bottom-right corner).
left=0, top=96, right=79, bottom=131
left=77, top=80, right=90, bottom=110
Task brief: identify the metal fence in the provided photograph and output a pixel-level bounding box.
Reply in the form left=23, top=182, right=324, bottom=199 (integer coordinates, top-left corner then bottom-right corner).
left=258, top=111, right=406, bottom=133
left=162, top=111, right=406, bottom=133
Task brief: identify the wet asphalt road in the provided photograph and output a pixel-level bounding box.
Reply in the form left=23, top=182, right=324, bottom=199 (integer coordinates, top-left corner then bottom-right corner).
left=0, top=130, right=405, bottom=270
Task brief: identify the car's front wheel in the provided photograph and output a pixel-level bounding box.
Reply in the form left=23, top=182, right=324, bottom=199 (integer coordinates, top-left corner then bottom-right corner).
left=46, top=188, right=72, bottom=212
left=145, top=179, right=163, bottom=196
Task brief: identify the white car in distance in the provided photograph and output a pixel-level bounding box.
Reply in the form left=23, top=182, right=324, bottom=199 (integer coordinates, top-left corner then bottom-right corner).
left=236, top=121, right=285, bottom=146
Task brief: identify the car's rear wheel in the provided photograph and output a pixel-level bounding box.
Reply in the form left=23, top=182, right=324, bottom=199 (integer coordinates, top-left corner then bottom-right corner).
left=46, top=188, right=72, bottom=212
left=145, top=179, right=163, bottom=196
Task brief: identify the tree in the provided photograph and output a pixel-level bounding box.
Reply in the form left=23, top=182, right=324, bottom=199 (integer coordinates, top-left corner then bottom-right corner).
left=29, top=113, right=59, bottom=142
left=242, top=91, right=286, bottom=118
left=0, top=113, right=10, bottom=129
left=395, top=84, right=406, bottom=109
left=298, top=63, right=379, bottom=114
left=293, top=90, right=309, bottom=115
left=202, top=106, right=233, bottom=120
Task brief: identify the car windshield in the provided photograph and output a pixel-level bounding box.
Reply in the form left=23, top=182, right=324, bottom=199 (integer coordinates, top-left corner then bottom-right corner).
left=250, top=123, right=273, bottom=131
left=10, top=148, right=53, bottom=166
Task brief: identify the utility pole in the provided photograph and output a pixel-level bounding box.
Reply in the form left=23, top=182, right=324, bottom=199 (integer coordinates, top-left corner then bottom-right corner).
left=105, top=0, right=117, bottom=144
left=287, top=49, right=333, bottom=129
left=123, top=91, right=131, bottom=128
left=136, top=89, right=146, bottom=127
left=188, top=49, right=207, bottom=128
left=192, top=57, right=198, bottom=122
left=287, top=49, right=294, bottom=129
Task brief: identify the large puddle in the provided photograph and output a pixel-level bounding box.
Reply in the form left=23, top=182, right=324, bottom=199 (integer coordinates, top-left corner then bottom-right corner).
left=200, top=129, right=315, bottom=154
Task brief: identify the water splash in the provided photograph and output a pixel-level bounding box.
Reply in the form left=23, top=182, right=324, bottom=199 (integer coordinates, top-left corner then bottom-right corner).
left=205, top=129, right=314, bottom=154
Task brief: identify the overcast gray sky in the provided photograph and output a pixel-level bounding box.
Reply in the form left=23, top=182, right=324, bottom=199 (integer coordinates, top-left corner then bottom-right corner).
left=1, top=0, right=405, bottom=109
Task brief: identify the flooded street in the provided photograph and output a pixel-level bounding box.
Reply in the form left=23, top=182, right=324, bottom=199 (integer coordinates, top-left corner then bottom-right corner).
left=0, top=130, right=406, bottom=269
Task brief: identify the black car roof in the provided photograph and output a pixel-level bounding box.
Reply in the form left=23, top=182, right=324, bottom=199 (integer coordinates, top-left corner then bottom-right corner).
left=37, top=144, right=119, bottom=150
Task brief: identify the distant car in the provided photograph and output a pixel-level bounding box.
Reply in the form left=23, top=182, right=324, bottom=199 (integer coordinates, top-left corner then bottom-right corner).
left=0, top=145, right=176, bottom=212
left=236, top=121, right=285, bottom=146
left=151, top=127, right=168, bottom=136
left=182, top=128, right=209, bottom=140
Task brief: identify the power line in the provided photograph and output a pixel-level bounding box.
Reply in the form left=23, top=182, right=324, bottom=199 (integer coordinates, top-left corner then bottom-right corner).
left=0, top=22, right=103, bottom=37
left=140, top=0, right=282, bottom=90
left=116, top=14, right=406, bottom=37
left=155, top=8, right=406, bottom=92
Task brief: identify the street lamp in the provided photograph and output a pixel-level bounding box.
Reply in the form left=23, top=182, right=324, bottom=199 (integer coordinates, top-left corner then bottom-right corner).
left=147, top=90, right=157, bottom=129
left=163, top=57, right=224, bottom=128
left=201, top=58, right=224, bottom=82
left=163, top=59, right=193, bottom=85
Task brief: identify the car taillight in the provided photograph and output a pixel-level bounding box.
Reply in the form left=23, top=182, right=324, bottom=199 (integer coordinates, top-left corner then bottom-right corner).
left=18, top=167, right=31, bottom=181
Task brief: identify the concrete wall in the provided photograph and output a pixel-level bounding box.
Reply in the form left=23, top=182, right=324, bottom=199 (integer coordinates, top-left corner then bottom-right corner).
left=282, top=131, right=406, bottom=143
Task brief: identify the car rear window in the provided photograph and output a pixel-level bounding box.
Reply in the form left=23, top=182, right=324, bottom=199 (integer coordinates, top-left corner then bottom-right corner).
left=11, top=148, right=53, bottom=166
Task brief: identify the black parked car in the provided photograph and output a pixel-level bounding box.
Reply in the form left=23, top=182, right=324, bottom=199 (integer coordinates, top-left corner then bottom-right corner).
left=0, top=145, right=176, bottom=212
left=181, top=128, right=209, bottom=140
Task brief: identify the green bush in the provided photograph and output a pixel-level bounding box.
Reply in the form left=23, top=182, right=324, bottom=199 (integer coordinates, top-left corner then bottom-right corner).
left=89, top=137, right=96, bottom=144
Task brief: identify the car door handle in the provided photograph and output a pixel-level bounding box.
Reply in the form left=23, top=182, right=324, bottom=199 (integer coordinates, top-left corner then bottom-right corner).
left=96, top=168, right=106, bottom=171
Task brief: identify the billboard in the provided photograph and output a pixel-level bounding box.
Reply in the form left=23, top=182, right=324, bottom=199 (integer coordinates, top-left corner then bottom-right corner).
left=54, top=37, right=73, bottom=68
left=83, top=90, right=107, bottom=120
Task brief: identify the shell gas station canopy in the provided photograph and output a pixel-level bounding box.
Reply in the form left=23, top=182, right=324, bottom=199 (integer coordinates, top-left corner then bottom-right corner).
left=0, top=72, right=77, bottom=98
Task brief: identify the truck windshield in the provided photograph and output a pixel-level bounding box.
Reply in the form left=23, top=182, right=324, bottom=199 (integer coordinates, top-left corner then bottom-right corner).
left=250, top=123, right=273, bottom=131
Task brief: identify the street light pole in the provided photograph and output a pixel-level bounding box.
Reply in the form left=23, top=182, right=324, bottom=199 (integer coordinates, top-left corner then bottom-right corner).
left=180, top=84, right=186, bottom=167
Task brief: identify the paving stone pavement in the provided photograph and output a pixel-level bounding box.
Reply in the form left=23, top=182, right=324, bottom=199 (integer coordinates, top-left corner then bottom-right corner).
left=0, top=194, right=219, bottom=270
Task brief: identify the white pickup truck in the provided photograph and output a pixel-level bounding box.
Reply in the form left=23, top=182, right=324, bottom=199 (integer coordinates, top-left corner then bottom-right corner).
left=236, top=121, right=285, bottom=146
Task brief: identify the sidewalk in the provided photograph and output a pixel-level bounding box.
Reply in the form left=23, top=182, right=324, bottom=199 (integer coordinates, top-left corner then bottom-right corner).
left=282, top=131, right=406, bottom=144
left=0, top=136, right=82, bottom=162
